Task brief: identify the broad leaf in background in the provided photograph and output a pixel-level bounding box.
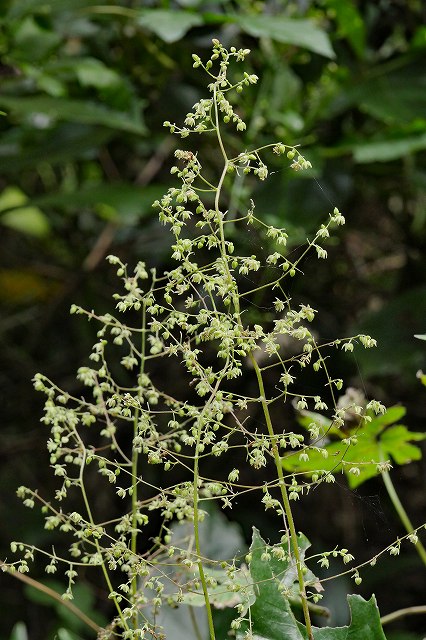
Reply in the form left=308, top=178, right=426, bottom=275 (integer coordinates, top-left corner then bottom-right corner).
left=0, top=186, right=50, bottom=237
left=138, top=505, right=247, bottom=638
left=233, top=15, right=335, bottom=59
left=0, top=96, right=146, bottom=135
left=353, top=132, right=426, bottom=163
left=136, top=9, right=203, bottom=43
left=323, top=0, right=366, bottom=58
left=32, top=184, right=164, bottom=222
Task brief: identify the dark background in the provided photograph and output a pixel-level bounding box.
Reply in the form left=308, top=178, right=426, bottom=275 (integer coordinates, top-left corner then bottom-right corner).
left=1, top=1, right=425, bottom=638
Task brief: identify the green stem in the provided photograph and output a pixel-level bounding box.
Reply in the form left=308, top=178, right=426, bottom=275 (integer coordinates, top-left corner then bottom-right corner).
left=381, top=605, right=426, bottom=625
left=380, top=462, right=426, bottom=567
left=212, top=79, right=312, bottom=638
left=78, top=442, right=130, bottom=633
left=130, top=299, right=147, bottom=618
left=1, top=562, right=100, bottom=633
left=193, top=419, right=216, bottom=640
left=250, top=355, right=313, bottom=640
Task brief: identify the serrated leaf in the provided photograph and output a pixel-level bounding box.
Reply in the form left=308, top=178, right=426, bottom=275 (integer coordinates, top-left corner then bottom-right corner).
left=283, top=407, right=425, bottom=489
left=380, top=425, right=425, bottom=465
left=233, top=15, right=335, bottom=59
left=312, top=594, right=386, bottom=640
left=236, top=532, right=384, bottom=639
left=237, top=528, right=306, bottom=640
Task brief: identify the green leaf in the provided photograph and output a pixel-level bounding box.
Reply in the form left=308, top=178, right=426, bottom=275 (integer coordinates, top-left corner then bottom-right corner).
left=323, top=0, right=366, bottom=58
left=237, top=528, right=307, bottom=640
left=353, top=132, right=426, bottom=163
left=5, top=0, right=100, bottom=19
left=74, top=57, right=123, bottom=90
left=297, top=409, right=342, bottom=438
left=12, top=16, right=61, bottom=62
left=0, top=96, right=146, bottom=135
left=380, top=425, right=425, bottom=466
left=282, top=440, right=346, bottom=477
left=414, top=334, right=426, bottom=340
left=313, top=595, right=386, bottom=640
left=32, top=183, right=164, bottom=221
left=136, top=10, right=203, bottom=43
left=233, top=15, right=335, bottom=59
left=0, top=186, right=50, bottom=237
left=0, top=124, right=112, bottom=172
left=343, top=59, right=426, bottom=125
left=236, top=531, right=385, bottom=639
left=283, top=407, right=425, bottom=489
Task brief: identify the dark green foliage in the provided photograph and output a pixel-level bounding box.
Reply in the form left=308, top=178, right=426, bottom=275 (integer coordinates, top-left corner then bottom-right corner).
left=1, top=2, right=425, bottom=638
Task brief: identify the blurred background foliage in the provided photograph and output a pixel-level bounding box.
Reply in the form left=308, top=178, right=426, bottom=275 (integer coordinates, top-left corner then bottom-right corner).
left=0, top=0, right=425, bottom=638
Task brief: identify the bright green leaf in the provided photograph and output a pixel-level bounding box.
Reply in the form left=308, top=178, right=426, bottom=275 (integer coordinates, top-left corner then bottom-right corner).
left=415, top=334, right=426, bottom=340
left=380, top=425, right=425, bottom=465
left=283, top=407, right=425, bottom=489
left=298, top=409, right=343, bottom=438
left=313, top=595, right=386, bottom=640
left=237, top=528, right=307, bottom=640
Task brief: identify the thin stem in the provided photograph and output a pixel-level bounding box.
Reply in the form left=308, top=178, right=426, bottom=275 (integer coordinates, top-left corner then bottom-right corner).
left=188, top=604, right=204, bottom=640
left=193, top=415, right=217, bottom=640
left=249, top=354, right=314, bottom=640
left=130, top=298, right=147, bottom=616
left=212, top=79, right=312, bottom=637
left=380, top=605, right=426, bottom=625
left=77, top=440, right=130, bottom=633
left=380, top=451, right=426, bottom=567
left=1, top=562, right=100, bottom=633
